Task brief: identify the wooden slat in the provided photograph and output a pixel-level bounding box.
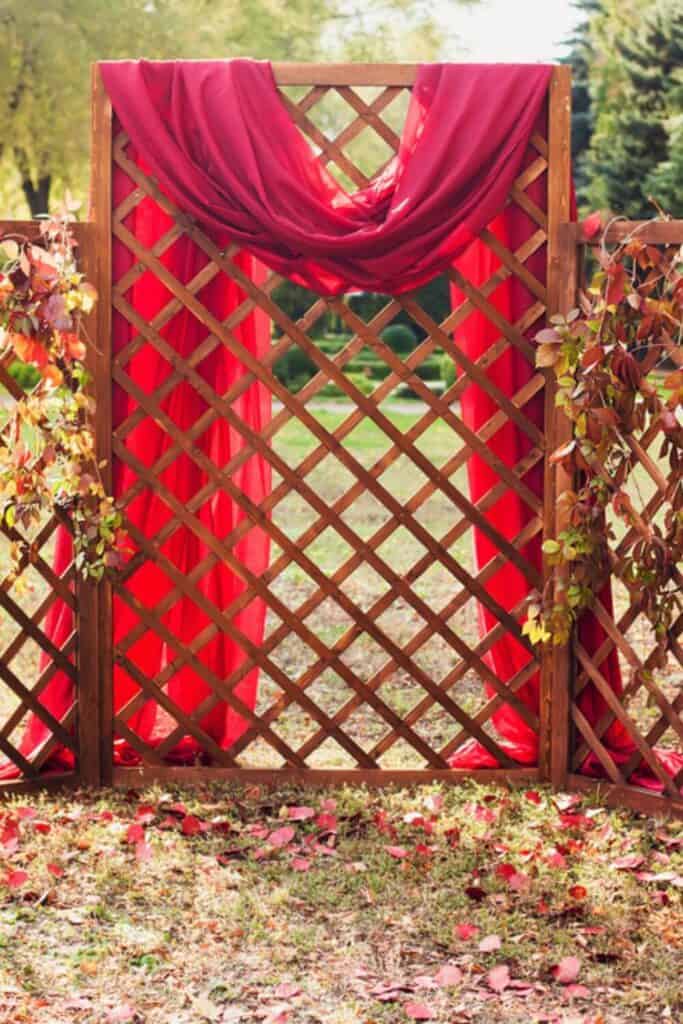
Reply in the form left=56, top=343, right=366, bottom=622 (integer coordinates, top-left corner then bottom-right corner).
left=272, top=63, right=420, bottom=86
left=576, top=220, right=683, bottom=246
left=540, top=66, right=574, bottom=788
left=74, top=219, right=101, bottom=787
left=113, top=765, right=540, bottom=787
left=89, top=64, right=114, bottom=785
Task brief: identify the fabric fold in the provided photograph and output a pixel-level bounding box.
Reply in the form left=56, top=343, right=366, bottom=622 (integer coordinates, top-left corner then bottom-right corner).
left=99, top=60, right=553, bottom=295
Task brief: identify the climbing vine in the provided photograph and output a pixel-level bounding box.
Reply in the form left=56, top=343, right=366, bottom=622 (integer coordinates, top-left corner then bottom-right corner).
left=526, top=215, right=683, bottom=665
left=0, top=209, right=123, bottom=581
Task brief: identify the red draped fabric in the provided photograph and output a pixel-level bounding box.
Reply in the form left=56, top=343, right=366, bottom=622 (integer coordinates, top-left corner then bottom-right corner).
left=2, top=59, right=679, bottom=788
left=98, top=60, right=552, bottom=296
left=109, top=157, right=271, bottom=764
left=447, top=129, right=683, bottom=787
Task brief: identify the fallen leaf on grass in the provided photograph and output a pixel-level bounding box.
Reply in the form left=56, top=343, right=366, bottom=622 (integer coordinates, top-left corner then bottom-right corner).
left=6, top=870, right=28, bottom=889
left=551, top=956, right=581, bottom=984
left=286, top=806, right=315, bottom=821
left=405, top=1001, right=436, bottom=1019
left=568, top=885, right=587, bottom=900
left=434, top=964, right=462, bottom=986
left=454, top=922, right=479, bottom=940
left=47, top=862, right=64, bottom=878
left=125, top=823, right=144, bottom=844
left=274, top=982, right=301, bottom=999
left=269, top=826, right=296, bottom=848
left=291, top=857, right=311, bottom=872
left=564, top=983, right=591, bottom=999
left=386, top=845, right=409, bottom=859
left=181, top=814, right=204, bottom=836
left=135, top=840, right=152, bottom=862
left=105, top=1006, right=137, bottom=1023
left=479, top=934, right=501, bottom=953
left=611, top=854, right=644, bottom=871
left=487, top=964, right=510, bottom=993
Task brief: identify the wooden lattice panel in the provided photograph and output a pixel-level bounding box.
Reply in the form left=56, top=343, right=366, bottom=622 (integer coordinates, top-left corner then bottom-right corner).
left=0, top=221, right=80, bottom=789
left=567, top=223, right=683, bottom=813
left=100, top=65, right=559, bottom=782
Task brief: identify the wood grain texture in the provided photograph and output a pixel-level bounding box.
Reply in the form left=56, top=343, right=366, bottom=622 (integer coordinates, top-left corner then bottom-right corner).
left=540, top=66, right=574, bottom=787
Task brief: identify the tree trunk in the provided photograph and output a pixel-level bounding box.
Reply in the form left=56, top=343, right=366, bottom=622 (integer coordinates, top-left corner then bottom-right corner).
left=21, top=175, right=51, bottom=218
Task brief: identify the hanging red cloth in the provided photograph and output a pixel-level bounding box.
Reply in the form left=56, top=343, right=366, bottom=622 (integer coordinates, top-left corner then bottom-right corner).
left=447, top=135, right=683, bottom=789
left=99, top=60, right=553, bottom=296
left=109, top=161, right=272, bottom=764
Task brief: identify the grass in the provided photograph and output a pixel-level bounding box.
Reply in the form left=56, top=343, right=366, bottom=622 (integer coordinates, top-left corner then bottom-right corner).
left=0, top=780, right=681, bottom=1023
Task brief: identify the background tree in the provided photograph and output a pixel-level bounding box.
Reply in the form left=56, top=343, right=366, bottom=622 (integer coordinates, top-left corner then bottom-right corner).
left=568, top=0, right=683, bottom=216
left=0, top=0, right=473, bottom=218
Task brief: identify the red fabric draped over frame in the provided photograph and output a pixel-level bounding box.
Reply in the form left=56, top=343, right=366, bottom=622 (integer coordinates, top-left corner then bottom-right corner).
left=448, top=125, right=683, bottom=787
left=99, top=60, right=553, bottom=296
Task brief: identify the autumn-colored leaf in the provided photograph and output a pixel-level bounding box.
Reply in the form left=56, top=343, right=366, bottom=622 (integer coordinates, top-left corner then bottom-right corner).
left=524, top=790, right=542, bottom=805
left=135, top=840, right=152, bottom=862
left=454, top=922, right=479, bottom=941
left=291, top=857, right=311, bottom=872
left=479, top=934, right=502, bottom=953
left=286, top=806, right=315, bottom=821
left=569, top=885, right=587, bottom=900
left=434, top=964, right=462, bottom=987
left=564, top=983, right=591, bottom=999
left=386, top=845, right=409, bottom=859
left=6, top=870, right=28, bottom=889
left=405, top=1001, right=436, bottom=1020
left=551, top=956, right=581, bottom=984
left=611, top=853, right=644, bottom=871
left=181, top=815, right=203, bottom=836
left=125, top=823, right=145, bottom=845
left=11, top=332, right=49, bottom=367
left=487, top=964, right=510, bottom=993
left=268, top=826, right=296, bottom=848
left=582, top=211, right=602, bottom=239
left=274, top=982, right=301, bottom=999
left=315, top=812, right=337, bottom=832
left=47, top=862, right=64, bottom=878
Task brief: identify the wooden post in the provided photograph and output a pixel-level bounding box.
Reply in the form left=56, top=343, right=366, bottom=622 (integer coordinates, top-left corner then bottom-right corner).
left=539, top=65, right=575, bottom=789
left=75, top=220, right=102, bottom=787
left=88, top=64, right=114, bottom=785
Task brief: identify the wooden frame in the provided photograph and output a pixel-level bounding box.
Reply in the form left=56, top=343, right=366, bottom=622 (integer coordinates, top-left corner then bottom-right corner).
left=91, top=61, right=556, bottom=789
left=2, top=62, right=678, bottom=815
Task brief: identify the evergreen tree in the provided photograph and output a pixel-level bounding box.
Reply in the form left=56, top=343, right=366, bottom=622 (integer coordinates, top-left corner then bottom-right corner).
left=587, top=0, right=683, bottom=216
left=565, top=0, right=601, bottom=200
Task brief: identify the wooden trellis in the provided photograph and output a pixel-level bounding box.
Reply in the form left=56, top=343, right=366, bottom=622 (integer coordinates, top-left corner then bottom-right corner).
left=0, top=63, right=680, bottom=816
left=87, top=63, right=568, bottom=788
left=562, top=219, right=683, bottom=818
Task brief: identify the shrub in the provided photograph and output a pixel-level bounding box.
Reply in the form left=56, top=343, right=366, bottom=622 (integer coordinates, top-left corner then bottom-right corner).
left=380, top=323, right=418, bottom=355
left=414, top=355, right=443, bottom=382
left=273, top=346, right=316, bottom=390
left=440, top=352, right=457, bottom=390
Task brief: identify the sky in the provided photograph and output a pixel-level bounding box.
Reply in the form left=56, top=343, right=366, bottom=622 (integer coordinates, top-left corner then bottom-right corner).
left=444, top=0, right=581, bottom=62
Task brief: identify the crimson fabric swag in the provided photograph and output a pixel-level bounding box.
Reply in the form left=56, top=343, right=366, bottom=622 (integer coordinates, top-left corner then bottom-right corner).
left=99, top=60, right=552, bottom=296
